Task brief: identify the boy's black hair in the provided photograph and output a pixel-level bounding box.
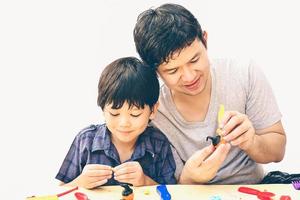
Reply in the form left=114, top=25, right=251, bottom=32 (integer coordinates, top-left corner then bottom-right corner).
left=97, top=57, right=159, bottom=110
left=134, top=3, right=206, bottom=70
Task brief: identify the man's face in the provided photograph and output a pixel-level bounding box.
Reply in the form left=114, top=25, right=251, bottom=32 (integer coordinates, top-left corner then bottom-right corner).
left=103, top=102, right=156, bottom=147
left=157, top=38, right=210, bottom=97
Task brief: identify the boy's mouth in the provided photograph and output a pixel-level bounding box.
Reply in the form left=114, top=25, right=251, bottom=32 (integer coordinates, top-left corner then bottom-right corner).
left=117, top=130, right=132, bottom=134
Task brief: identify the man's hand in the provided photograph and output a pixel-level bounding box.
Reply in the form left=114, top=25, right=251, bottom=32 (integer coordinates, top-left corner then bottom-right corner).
left=221, top=111, right=255, bottom=151
left=71, top=164, right=113, bottom=189
left=179, top=143, right=231, bottom=184
left=113, top=161, right=147, bottom=186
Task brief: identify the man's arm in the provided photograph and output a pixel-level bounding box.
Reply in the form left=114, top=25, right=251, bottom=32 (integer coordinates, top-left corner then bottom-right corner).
left=245, top=121, right=286, bottom=163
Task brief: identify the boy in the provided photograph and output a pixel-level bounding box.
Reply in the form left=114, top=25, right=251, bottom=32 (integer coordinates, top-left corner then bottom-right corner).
left=56, top=57, right=176, bottom=188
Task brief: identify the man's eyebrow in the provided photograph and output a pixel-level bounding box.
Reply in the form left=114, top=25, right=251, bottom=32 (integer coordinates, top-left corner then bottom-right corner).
left=190, top=52, right=200, bottom=61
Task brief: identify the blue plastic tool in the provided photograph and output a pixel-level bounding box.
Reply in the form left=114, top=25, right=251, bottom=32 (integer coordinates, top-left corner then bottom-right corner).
left=156, top=185, right=171, bottom=200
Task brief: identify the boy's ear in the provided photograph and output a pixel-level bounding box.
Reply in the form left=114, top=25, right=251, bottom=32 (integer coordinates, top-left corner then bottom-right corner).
left=149, top=102, right=159, bottom=120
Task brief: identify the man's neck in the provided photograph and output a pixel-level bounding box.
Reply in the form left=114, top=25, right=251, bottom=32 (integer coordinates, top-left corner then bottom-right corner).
left=171, top=73, right=212, bottom=122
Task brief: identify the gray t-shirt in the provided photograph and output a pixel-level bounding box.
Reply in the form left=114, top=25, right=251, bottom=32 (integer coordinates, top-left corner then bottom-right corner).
left=152, top=58, right=282, bottom=184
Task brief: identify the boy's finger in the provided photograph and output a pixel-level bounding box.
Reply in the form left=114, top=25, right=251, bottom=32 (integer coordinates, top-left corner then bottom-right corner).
left=114, top=166, right=136, bottom=176
left=85, top=164, right=112, bottom=170
left=86, top=176, right=110, bottom=183
left=114, top=171, right=136, bottom=180
left=85, top=169, right=113, bottom=177
left=87, top=179, right=108, bottom=189
left=113, top=161, right=137, bottom=171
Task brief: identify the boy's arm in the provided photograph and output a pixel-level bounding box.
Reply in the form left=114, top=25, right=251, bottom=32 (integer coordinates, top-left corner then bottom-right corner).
left=156, top=143, right=177, bottom=184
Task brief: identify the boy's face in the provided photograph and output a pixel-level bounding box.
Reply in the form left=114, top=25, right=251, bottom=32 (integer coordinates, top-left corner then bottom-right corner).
left=103, top=101, right=157, bottom=147
left=157, top=36, right=210, bottom=97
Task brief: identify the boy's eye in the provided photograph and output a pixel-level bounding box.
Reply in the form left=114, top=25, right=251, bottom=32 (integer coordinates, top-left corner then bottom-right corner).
left=131, top=113, right=142, bottom=117
left=109, top=112, right=119, bottom=117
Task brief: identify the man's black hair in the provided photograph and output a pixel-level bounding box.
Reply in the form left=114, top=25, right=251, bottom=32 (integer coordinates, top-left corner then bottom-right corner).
left=134, top=3, right=206, bottom=69
left=97, top=57, right=159, bottom=110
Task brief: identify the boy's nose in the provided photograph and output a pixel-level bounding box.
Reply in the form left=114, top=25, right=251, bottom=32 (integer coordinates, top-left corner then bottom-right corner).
left=119, top=117, right=131, bottom=127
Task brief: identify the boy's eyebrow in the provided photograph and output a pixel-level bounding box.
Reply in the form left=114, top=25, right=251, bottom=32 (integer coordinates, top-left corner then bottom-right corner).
left=162, top=52, right=201, bottom=72
left=130, top=107, right=142, bottom=111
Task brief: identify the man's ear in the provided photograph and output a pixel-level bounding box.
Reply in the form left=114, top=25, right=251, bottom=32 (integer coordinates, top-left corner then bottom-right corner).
left=203, top=30, right=208, bottom=48
left=149, top=102, right=159, bottom=120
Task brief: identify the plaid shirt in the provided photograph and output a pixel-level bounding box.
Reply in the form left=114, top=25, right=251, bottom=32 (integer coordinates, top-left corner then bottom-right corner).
left=56, top=124, right=176, bottom=185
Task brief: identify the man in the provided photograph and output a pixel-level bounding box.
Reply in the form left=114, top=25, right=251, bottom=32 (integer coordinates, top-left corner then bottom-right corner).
left=133, top=3, right=286, bottom=184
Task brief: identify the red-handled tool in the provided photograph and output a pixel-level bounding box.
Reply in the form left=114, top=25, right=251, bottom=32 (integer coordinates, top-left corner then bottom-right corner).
left=238, top=186, right=275, bottom=200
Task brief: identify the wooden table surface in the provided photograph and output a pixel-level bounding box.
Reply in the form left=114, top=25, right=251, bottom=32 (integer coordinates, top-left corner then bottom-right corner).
left=37, top=184, right=298, bottom=200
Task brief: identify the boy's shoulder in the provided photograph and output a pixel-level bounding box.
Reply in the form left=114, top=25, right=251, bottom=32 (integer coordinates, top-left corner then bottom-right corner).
left=143, top=125, right=170, bottom=143
left=76, top=124, right=106, bottom=140
left=73, top=124, right=107, bottom=150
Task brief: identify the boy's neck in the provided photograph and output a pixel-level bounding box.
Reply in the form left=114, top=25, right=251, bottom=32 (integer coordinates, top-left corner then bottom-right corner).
left=112, top=138, right=136, bottom=163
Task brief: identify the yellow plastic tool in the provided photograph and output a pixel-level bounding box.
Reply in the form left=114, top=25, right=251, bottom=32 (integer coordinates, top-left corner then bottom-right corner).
left=207, top=104, right=227, bottom=148
left=216, top=104, right=225, bottom=135
left=218, top=104, right=225, bottom=126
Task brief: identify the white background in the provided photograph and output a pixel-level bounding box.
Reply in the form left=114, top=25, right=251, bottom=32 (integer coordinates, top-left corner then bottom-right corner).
left=0, top=0, right=299, bottom=199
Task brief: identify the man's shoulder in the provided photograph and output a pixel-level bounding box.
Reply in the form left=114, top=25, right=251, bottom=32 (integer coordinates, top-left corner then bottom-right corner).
left=212, top=57, right=252, bottom=72
left=212, top=57, right=254, bottom=85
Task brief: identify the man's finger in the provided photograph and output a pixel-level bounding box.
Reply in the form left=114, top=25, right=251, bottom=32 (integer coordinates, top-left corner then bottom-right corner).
left=188, top=145, right=215, bottom=166
left=204, top=143, right=231, bottom=167
left=221, top=111, right=238, bottom=128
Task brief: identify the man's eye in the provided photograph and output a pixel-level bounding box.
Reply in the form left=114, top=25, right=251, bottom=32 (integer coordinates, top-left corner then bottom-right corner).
left=131, top=113, right=142, bottom=117
left=168, top=68, right=178, bottom=74
left=190, top=58, right=199, bottom=63
left=109, top=112, right=119, bottom=117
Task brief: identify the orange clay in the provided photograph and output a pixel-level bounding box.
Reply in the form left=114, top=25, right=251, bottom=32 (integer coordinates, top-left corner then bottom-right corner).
left=122, top=193, right=134, bottom=200
left=214, top=138, right=227, bottom=148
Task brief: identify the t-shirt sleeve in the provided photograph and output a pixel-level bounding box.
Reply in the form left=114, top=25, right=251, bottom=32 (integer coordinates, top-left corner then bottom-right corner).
left=246, top=60, right=282, bottom=130
left=170, top=145, right=184, bottom=181
left=55, top=135, right=83, bottom=183
left=155, top=142, right=177, bottom=184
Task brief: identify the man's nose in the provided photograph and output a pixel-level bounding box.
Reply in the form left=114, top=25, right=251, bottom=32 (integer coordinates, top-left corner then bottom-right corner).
left=181, top=66, right=195, bottom=82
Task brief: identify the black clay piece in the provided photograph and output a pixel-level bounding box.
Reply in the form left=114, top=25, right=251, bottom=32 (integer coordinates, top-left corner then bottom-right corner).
left=206, top=135, right=221, bottom=146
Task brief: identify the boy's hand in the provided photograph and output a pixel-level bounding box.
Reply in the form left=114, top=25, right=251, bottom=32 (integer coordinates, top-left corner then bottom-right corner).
left=113, top=161, right=145, bottom=186
left=72, top=164, right=113, bottom=189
